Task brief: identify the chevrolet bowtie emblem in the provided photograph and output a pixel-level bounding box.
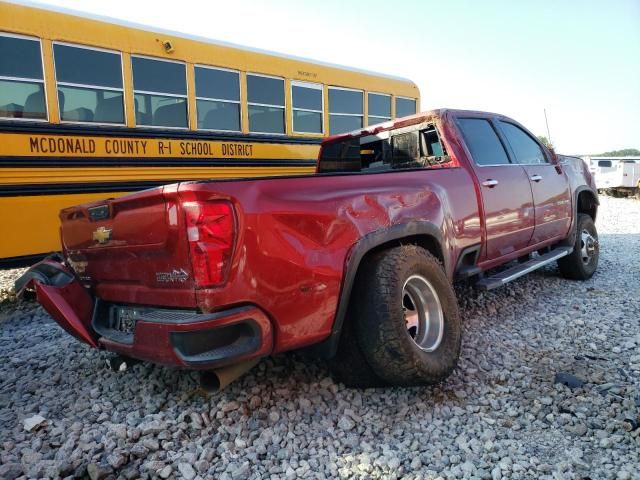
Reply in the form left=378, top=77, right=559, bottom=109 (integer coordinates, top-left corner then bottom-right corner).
left=92, top=226, right=112, bottom=244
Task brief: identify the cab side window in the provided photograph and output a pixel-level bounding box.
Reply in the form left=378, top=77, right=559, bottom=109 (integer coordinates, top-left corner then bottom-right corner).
left=457, top=118, right=510, bottom=166
left=0, top=34, right=46, bottom=120
left=498, top=121, right=547, bottom=164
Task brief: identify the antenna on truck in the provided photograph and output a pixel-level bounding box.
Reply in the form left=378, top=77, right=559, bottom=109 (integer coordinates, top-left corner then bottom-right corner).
left=544, top=108, right=552, bottom=145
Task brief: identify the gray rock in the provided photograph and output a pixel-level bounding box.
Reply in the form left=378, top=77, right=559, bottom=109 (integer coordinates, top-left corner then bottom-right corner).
left=178, top=462, right=197, bottom=480
left=87, top=463, right=112, bottom=480
left=221, top=401, right=240, bottom=412
left=231, top=462, right=250, bottom=479
left=110, top=424, right=127, bottom=439
left=138, top=420, right=166, bottom=436
left=554, top=372, right=585, bottom=389
left=195, top=459, right=209, bottom=474
left=268, top=411, right=280, bottom=423
left=130, top=443, right=149, bottom=458
left=142, top=438, right=160, bottom=451
left=337, top=416, right=355, bottom=431
left=159, top=465, right=173, bottom=478
left=0, top=463, right=23, bottom=479
left=107, top=453, right=128, bottom=469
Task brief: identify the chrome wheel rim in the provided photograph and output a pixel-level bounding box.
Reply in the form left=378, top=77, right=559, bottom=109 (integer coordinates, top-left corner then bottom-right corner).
left=580, top=229, right=598, bottom=265
left=402, top=275, right=444, bottom=352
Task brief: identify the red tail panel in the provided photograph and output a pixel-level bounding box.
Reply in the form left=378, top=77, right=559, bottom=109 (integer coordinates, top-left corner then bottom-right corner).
left=35, top=280, right=97, bottom=347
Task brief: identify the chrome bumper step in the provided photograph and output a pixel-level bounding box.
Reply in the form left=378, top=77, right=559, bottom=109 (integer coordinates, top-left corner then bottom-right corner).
left=476, top=246, right=573, bottom=291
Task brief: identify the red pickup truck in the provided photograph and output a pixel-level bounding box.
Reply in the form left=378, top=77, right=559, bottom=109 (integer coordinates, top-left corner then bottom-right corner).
left=17, top=109, right=599, bottom=389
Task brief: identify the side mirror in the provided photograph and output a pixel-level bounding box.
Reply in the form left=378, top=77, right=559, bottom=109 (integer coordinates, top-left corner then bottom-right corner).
left=548, top=147, right=559, bottom=164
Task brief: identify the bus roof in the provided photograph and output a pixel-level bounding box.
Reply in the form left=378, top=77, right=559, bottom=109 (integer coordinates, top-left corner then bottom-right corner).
left=3, top=0, right=415, bottom=84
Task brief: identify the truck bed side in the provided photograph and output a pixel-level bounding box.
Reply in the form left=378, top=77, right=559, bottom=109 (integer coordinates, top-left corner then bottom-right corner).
left=177, top=165, right=480, bottom=353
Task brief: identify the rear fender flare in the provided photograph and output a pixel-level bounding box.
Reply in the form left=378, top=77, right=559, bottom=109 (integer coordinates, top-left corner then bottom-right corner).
left=313, top=221, right=445, bottom=358
left=565, top=186, right=599, bottom=245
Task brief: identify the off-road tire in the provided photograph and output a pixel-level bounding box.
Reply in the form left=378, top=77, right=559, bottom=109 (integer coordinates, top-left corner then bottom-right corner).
left=329, top=312, right=389, bottom=388
left=558, top=213, right=599, bottom=280
left=354, top=245, right=462, bottom=386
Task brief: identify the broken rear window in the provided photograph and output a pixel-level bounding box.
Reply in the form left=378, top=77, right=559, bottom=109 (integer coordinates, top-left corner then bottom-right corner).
left=318, top=125, right=450, bottom=173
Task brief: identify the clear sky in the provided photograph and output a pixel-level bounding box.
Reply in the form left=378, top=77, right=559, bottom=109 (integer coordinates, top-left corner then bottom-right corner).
left=30, top=0, right=640, bottom=154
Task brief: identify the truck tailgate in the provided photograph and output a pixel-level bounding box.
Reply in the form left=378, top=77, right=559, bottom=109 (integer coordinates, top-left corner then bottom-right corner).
left=59, top=185, right=196, bottom=306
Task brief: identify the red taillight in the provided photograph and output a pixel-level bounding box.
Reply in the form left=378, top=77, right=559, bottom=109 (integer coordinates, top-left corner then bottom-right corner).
left=183, top=201, right=235, bottom=287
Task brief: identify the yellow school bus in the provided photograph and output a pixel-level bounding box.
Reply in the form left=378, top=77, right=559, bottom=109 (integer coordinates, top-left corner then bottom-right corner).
left=0, top=0, right=420, bottom=266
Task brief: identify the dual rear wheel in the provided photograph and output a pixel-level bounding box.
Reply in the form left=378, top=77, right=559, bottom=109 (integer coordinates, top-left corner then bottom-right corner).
left=330, top=245, right=462, bottom=387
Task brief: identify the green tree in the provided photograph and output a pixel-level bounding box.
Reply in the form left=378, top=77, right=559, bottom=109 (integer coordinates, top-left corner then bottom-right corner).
left=597, top=148, right=640, bottom=156
left=537, top=136, right=554, bottom=149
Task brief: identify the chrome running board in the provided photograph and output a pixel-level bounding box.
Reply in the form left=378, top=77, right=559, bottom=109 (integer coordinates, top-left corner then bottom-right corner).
left=476, top=246, right=573, bottom=291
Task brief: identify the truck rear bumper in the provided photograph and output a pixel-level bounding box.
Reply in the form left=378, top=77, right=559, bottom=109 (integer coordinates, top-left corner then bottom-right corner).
left=16, top=258, right=273, bottom=369
left=94, top=302, right=273, bottom=369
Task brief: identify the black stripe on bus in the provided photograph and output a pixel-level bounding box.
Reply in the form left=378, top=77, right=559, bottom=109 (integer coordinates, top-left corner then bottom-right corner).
left=0, top=122, right=323, bottom=145
left=0, top=181, right=180, bottom=197
left=0, top=157, right=317, bottom=168
left=0, top=252, right=52, bottom=269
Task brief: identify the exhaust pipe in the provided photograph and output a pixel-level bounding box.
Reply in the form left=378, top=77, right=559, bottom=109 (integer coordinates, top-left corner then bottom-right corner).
left=199, top=359, right=260, bottom=393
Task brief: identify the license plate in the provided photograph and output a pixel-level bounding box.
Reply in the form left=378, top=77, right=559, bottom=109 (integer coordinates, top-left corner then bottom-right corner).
left=112, top=306, right=140, bottom=334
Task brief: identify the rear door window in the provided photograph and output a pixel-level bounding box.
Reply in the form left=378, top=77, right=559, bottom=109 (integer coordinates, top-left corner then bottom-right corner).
left=319, top=125, right=449, bottom=173
left=457, top=118, right=510, bottom=166
left=498, top=121, right=547, bottom=164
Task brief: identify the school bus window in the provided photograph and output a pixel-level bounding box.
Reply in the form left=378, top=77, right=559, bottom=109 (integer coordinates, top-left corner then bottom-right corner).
left=195, top=66, right=240, bottom=131
left=291, top=81, right=323, bottom=134
left=368, top=92, right=391, bottom=126
left=0, top=34, right=46, bottom=120
left=53, top=43, right=124, bottom=124
left=329, top=87, right=363, bottom=135
left=396, top=96, right=416, bottom=118
left=247, top=74, right=285, bottom=134
left=132, top=56, right=187, bottom=128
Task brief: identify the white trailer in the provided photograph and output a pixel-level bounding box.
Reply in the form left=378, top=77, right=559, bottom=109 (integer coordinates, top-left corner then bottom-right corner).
left=588, top=158, right=617, bottom=177
left=582, top=156, right=640, bottom=199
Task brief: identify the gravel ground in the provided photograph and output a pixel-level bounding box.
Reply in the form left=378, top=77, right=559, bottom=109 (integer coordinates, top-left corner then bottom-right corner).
left=1, top=196, right=639, bottom=480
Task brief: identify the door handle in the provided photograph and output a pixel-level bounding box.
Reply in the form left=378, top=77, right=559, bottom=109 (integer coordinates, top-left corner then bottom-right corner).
left=530, top=174, right=542, bottom=182
left=482, top=179, right=499, bottom=188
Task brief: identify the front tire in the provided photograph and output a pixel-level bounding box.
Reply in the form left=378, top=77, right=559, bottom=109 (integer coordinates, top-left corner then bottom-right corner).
left=558, top=213, right=599, bottom=280
left=354, top=245, right=462, bottom=386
